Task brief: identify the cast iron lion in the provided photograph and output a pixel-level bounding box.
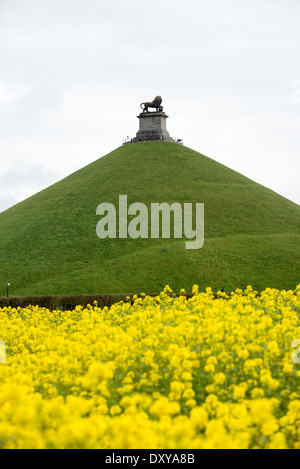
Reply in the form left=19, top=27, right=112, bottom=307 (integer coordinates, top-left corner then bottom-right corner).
left=140, top=96, right=163, bottom=113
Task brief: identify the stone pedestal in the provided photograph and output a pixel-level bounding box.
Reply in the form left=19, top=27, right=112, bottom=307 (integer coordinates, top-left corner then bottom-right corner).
left=135, top=112, right=172, bottom=142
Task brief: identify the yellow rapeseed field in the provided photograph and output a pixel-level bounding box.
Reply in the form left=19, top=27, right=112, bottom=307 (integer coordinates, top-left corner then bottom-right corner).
left=0, top=284, right=300, bottom=449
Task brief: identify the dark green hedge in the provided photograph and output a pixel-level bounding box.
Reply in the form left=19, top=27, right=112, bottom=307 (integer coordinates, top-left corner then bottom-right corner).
left=0, top=292, right=194, bottom=311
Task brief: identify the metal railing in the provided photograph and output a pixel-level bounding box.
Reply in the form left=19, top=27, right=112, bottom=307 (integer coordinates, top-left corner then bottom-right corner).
left=123, top=136, right=183, bottom=145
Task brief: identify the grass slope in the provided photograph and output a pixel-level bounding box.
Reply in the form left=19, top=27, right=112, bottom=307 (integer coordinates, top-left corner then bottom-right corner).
left=0, top=142, right=299, bottom=296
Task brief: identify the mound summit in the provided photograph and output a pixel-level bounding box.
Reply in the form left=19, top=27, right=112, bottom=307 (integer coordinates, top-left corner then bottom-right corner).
left=0, top=142, right=299, bottom=296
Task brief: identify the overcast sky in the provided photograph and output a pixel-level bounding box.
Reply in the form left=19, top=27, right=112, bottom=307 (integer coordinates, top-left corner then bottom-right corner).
left=0, top=0, right=299, bottom=212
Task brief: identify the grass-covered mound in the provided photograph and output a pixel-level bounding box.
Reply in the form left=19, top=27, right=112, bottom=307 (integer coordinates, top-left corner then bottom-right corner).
left=0, top=142, right=299, bottom=295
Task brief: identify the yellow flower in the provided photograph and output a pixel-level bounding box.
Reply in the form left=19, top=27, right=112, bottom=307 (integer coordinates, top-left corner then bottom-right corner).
left=283, top=363, right=293, bottom=374
left=233, top=384, right=247, bottom=400
left=214, top=373, right=226, bottom=386
left=0, top=283, right=299, bottom=448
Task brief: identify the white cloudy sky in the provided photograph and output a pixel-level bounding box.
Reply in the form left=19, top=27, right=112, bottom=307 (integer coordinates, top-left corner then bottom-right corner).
left=0, top=0, right=299, bottom=212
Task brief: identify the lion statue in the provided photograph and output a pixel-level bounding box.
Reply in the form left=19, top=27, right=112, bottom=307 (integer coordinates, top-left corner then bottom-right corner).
left=140, top=96, right=163, bottom=113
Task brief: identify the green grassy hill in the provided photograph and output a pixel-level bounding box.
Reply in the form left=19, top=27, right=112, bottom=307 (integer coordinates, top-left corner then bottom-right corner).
left=0, top=142, right=299, bottom=296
